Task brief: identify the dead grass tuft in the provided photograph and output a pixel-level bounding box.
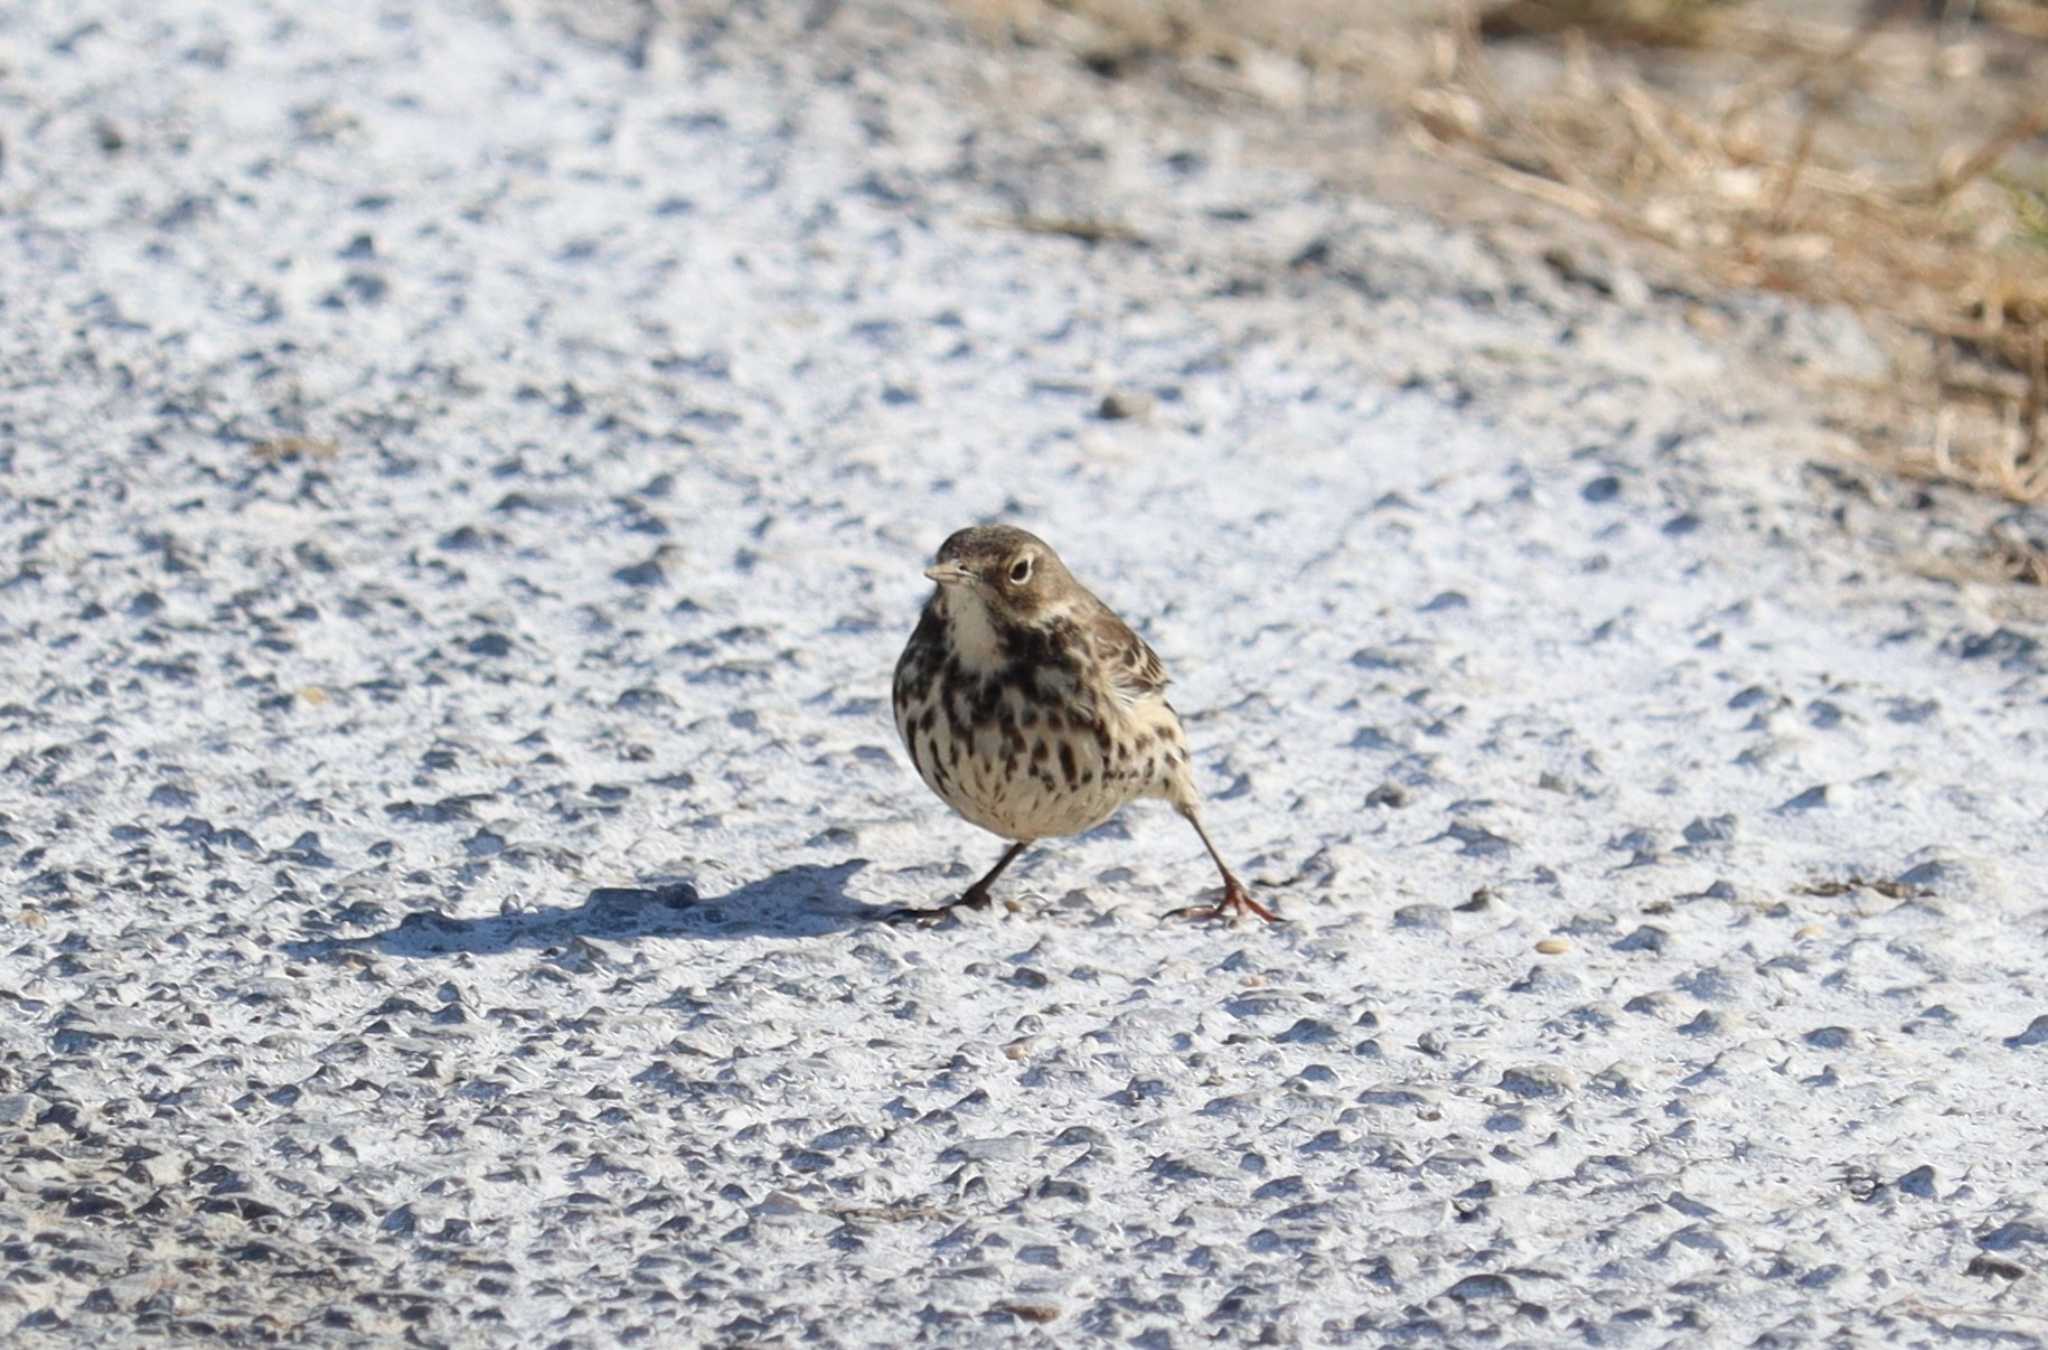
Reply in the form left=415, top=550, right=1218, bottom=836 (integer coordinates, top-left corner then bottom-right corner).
left=1411, top=0, right=2048, bottom=505
left=952, top=0, right=2048, bottom=533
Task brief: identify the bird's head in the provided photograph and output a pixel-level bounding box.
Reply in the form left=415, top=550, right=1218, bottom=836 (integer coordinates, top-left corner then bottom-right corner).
left=922, top=524, right=1072, bottom=624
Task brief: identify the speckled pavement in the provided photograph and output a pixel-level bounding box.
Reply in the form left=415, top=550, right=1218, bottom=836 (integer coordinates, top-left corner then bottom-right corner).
left=3, top=0, right=2047, bottom=1344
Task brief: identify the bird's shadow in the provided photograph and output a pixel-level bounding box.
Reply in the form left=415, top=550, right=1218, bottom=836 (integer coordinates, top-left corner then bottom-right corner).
left=283, top=860, right=902, bottom=962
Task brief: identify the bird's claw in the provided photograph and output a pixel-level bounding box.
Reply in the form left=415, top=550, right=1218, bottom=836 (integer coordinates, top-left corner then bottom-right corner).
left=1169, top=877, right=1281, bottom=924
left=875, top=891, right=993, bottom=926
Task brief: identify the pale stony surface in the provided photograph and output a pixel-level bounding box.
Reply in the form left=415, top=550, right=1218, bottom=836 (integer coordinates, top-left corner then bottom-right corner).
left=3, top=0, right=2048, bottom=1345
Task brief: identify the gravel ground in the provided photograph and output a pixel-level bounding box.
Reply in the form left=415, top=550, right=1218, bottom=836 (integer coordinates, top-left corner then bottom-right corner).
left=4, top=0, right=2048, bottom=1344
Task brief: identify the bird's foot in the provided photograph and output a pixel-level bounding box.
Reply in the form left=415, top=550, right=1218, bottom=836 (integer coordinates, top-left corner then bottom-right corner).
left=875, top=888, right=994, bottom=926
left=1169, top=875, right=1280, bottom=924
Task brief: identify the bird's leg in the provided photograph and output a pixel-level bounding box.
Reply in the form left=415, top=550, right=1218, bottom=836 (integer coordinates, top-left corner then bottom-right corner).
left=957, top=839, right=1030, bottom=908
left=880, top=840, right=1031, bottom=924
left=1168, top=807, right=1280, bottom=923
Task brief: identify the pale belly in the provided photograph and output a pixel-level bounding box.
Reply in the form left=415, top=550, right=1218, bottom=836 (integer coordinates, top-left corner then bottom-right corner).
left=894, top=681, right=1175, bottom=842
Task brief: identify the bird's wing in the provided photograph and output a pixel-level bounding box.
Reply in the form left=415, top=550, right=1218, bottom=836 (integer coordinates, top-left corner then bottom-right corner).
left=1084, top=603, right=1171, bottom=706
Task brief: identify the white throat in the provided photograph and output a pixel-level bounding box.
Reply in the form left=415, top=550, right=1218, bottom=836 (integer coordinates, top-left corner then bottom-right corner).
left=942, top=590, right=1006, bottom=672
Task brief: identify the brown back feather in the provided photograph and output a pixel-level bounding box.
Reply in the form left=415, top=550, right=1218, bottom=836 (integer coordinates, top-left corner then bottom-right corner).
left=1080, top=595, right=1170, bottom=705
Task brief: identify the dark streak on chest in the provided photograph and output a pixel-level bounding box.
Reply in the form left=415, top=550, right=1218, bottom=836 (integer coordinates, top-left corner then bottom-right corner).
left=905, top=603, right=1102, bottom=744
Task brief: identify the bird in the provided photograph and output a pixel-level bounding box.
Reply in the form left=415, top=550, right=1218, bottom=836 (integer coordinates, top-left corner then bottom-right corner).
left=887, top=524, right=1277, bottom=924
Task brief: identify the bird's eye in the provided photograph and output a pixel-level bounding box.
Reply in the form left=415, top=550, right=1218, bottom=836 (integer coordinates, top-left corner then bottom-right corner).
left=1009, top=557, right=1033, bottom=584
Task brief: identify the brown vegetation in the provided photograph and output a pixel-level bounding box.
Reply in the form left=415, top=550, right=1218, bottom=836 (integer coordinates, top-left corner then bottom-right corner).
left=954, top=0, right=2048, bottom=575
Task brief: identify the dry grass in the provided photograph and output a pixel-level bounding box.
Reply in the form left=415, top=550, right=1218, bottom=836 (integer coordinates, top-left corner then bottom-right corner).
left=1409, top=0, right=2048, bottom=511
left=953, top=0, right=2048, bottom=570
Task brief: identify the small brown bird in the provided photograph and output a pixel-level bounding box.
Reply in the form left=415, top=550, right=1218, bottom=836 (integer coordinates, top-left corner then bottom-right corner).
left=887, top=524, right=1277, bottom=923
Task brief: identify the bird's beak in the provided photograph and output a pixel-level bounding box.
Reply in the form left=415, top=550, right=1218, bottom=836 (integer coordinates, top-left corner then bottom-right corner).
left=923, top=561, right=975, bottom=587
